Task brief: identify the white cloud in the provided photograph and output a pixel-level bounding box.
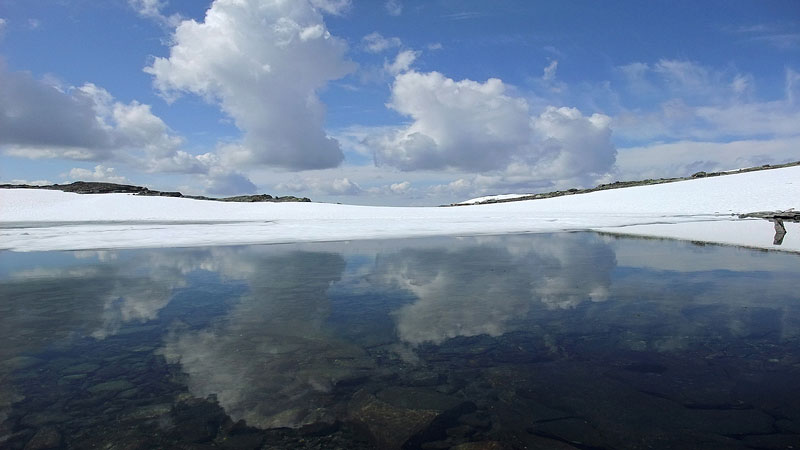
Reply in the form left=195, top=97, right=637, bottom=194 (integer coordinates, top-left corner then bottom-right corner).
left=3, top=178, right=51, bottom=186
left=204, top=169, right=257, bottom=196
left=0, top=72, right=189, bottom=167
left=276, top=176, right=362, bottom=195
left=384, top=49, right=419, bottom=75
left=27, top=19, right=41, bottom=30
left=309, top=0, right=351, bottom=15
left=128, top=0, right=182, bottom=27
left=379, top=234, right=615, bottom=345
left=729, top=23, right=800, bottom=50
left=537, top=59, right=566, bottom=93
left=68, top=165, right=128, bottom=184
left=614, top=63, right=800, bottom=146
left=787, top=68, right=800, bottom=105
left=0, top=18, right=7, bottom=33
left=730, top=74, right=753, bottom=96
left=370, top=70, right=616, bottom=186
left=145, top=0, right=355, bottom=171
left=0, top=67, right=256, bottom=193
left=616, top=137, right=800, bottom=180
left=0, top=70, right=115, bottom=159
left=389, top=181, right=411, bottom=194
left=385, top=0, right=403, bottom=16
left=362, top=32, right=401, bottom=53
left=542, top=60, right=558, bottom=81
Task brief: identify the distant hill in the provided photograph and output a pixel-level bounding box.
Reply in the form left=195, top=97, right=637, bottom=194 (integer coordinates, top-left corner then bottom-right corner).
left=453, top=161, right=800, bottom=206
left=0, top=181, right=311, bottom=203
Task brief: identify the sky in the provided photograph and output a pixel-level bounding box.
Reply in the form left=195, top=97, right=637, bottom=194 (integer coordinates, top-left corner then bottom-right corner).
left=0, top=0, right=798, bottom=205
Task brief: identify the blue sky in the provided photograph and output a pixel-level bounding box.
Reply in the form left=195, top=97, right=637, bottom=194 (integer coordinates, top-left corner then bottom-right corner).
left=1, top=0, right=798, bottom=205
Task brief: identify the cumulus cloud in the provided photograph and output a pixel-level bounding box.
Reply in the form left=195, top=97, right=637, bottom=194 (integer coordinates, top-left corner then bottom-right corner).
left=0, top=65, right=256, bottom=194
left=384, top=49, right=419, bottom=75
left=0, top=69, right=116, bottom=158
left=145, top=0, right=355, bottom=171
left=370, top=70, right=616, bottom=187
left=68, top=165, right=128, bottom=183
left=389, top=180, right=411, bottom=194
left=362, top=32, right=401, bottom=53
left=0, top=68, right=192, bottom=166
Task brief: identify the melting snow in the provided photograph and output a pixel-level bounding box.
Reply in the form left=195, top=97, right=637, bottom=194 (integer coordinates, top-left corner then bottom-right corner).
left=1, top=166, right=798, bottom=252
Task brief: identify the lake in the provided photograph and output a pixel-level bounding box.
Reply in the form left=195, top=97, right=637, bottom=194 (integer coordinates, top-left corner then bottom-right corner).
left=1, top=233, right=799, bottom=449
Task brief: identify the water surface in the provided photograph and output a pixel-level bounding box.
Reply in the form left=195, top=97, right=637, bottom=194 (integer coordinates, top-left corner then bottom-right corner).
left=1, top=233, right=799, bottom=449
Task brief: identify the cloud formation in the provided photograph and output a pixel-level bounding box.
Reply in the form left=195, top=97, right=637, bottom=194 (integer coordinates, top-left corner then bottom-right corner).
left=276, top=176, right=363, bottom=196
left=128, top=0, right=182, bottom=27
left=362, top=32, right=402, bottom=53
left=374, top=234, right=616, bottom=345
left=146, top=0, right=355, bottom=171
left=385, top=0, right=402, bottom=16
left=0, top=65, right=255, bottom=194
left=612, top=60, right=800, bottom=178
left=68, top=165, right=128, bottom=183
left=0, top=68, right=199, bottom=171
left=370, top=70, right=616, bottom=187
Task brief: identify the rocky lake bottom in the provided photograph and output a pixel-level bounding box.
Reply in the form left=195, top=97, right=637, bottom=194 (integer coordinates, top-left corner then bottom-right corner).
left=1, top=233, right=799, bottom=449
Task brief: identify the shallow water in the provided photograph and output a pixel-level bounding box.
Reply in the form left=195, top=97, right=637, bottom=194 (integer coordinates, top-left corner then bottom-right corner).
left=1, top=233, right=799, bottom=449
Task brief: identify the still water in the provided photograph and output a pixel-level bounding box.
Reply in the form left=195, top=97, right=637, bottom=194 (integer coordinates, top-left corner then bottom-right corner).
left=1, top=233, right=799, bottom=449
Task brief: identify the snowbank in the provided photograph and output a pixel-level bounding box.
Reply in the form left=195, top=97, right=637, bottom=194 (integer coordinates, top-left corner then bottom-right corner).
left=457, top=193, right=531, bottom=205
left=1, top=166, right=798, bottom=252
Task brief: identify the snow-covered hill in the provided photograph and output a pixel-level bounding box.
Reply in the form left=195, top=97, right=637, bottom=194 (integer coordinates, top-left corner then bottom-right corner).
left=1, top=166, right=798, bottom=252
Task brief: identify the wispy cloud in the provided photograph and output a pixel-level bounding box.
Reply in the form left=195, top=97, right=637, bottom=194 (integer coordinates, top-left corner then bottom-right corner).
left=385, top=0, right=402, bottom=16
left=442, top=11, right=485, bottom=21
left=727, top=22, right=800, bottom=49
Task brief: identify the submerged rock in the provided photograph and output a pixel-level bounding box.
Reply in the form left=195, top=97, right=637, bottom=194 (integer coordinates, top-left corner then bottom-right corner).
left=87, top=379, right=135, bottom=394
left=348, top=389, right=439, bottom=450
left=23, top=427, right=61, bottom=450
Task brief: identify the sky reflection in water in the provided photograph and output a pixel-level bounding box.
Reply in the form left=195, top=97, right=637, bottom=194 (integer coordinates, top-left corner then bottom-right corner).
left=1, top=233, right=799, bottom=449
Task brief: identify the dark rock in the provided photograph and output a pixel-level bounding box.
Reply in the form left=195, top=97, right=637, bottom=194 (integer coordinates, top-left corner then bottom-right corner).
left=375, top=387, right=463, bottom=411
left=19, top=412, right=70, bottom=428
left=87, top=379, right=135, bottom=394
left=62, top=362, right=100, bottom=375
left=458, top=412, right=491, bottom=429
left=688, top=408, right=775, bottom=436
left=526, top=418, right=608, bottom=447
left=406, top=372, right=444, bottom=387
left=776, top=419, right=800, bottom=434
left=743, top=433, right=800, bottom=448
left=216, top=433, right=266, bottom=449
left=121, top=403, right=173, bottom=421
left=299, top=420, right=340, bottom=437
left=451, top=442, right=512, bottom=450
left=0, top=181, right=313, bottom=202
left=23, top=427, right=61, bottom=450
left=348, top=389, right=439, bottom=450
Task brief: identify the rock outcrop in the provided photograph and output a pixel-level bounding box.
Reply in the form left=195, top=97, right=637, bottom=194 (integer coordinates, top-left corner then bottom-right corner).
left=0, top=181, right=311, bottom=203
